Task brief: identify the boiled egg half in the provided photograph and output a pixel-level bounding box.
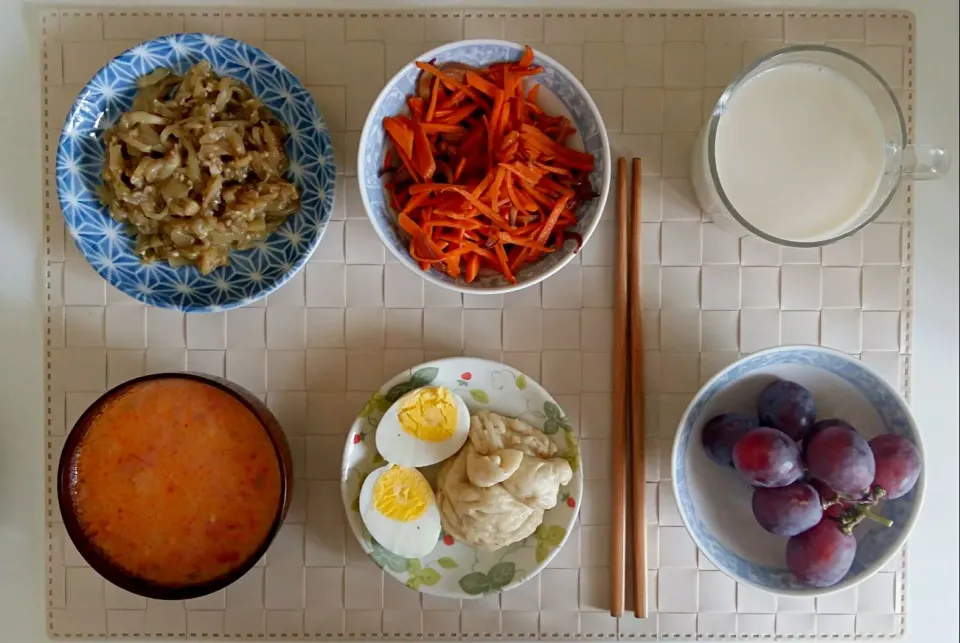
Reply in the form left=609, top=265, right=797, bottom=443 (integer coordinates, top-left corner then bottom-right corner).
left=375, top=386, right=470, bottom=467
left=359, top=463, right=442, bottom=558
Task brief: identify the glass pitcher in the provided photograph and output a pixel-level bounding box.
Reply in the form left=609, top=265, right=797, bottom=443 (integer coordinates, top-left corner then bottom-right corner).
left=691, top=45, right=950, bottom=246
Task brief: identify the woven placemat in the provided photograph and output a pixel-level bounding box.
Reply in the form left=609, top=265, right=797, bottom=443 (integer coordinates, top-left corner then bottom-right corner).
left=41, top=8, right=914, bottom=639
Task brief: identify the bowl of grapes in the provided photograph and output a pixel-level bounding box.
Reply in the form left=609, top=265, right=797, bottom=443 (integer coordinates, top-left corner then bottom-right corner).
left=672, top=345, right=924, bottom=596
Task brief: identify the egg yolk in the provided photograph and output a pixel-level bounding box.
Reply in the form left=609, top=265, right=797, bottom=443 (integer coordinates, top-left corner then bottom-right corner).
left=372, top=466, right=433, bottom=522
left=397, top=387, right=457, bottom=442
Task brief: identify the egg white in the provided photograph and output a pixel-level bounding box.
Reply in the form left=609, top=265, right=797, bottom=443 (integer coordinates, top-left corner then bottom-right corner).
left=375, top=387, right=471, bottom=468
left=359, top=464, right=442, bottom=558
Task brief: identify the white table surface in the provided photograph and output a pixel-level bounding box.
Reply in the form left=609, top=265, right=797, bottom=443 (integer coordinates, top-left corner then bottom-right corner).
left=0, top=1, right=955, bottom=641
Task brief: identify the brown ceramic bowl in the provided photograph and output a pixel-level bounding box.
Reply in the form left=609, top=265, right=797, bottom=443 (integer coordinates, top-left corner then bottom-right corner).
left=57, top=372, right=293, bottom=600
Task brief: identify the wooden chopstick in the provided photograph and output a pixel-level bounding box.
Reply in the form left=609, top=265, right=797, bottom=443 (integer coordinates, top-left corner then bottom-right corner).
left=610, top=157, right=630, bottom=618
left=628, top=158, right=648, bottom=617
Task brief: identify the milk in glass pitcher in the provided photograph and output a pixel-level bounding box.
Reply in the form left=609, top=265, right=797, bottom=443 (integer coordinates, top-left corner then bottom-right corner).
left=691, top=45, right=950, bottom=246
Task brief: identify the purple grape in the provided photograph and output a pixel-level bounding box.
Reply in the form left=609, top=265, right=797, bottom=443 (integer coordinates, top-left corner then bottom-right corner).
left=732, top=427, right=804, bottom=487
left=786, top=518, right=857, bottom=587
left=869, top=434, right=922, bottom=500
left=702, top=413, right=759, bottom=467
left=810, top=479, right=850, bottom=518
left=757, top=380, right=817, bottom=441
left=752, top=482, right=823, bottom=536
left=806, top=425, right=876, bottom=497
left=802, top=419, right=856, bottom=459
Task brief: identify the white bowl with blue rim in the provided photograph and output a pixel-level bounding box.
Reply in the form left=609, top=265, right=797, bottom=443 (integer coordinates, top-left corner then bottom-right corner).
left=56, top=34, right=336, bottom=311
left=672, top=345, right=924, bottom=596
left=357, top=39, right=611, bottom=294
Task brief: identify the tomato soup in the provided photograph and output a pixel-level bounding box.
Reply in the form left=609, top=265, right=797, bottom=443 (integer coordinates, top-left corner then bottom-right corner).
left=70, top=378, right=282, bottom=586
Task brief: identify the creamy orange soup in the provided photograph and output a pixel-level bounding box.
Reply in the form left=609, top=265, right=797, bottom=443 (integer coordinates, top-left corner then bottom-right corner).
left=72, top=378, right=281, bottom=586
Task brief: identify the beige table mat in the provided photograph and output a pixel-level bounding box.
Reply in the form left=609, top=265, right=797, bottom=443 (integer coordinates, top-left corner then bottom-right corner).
left=41, top=7, right=915, bottom=640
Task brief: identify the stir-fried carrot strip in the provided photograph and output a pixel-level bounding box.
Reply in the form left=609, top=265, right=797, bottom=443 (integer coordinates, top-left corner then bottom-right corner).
left=499, top=161, right=544, bottom=185
left=381, top=45, right=598, bottom=283
left=426, top=76, right=440, bottom=122
left=383, top=117, right=414, bottom=161
left=398, top=191, right=432, bottom=216
left=394, top=144, right=422, bottom=184
left=440, top=89, right=466, bottom=110
left=465, top=71, right=500, bottom=97
left=411, top=121, right=436, bottom=180
left=416, top=62, right=485, bottom=103
left=487, top=166, right=506, bottom=209
left=535, top=194, right=572, bottom=245
left=423, top=219, right=481, bottom=230
left=464, top=253, right=481, bottom=283
left=505, top=173, right=533, bottom=213
left=444, top=254, right=460, bottom=277
left=470, top=173, right=493, bottom=199
left=517, top=45, right=535, bottom=69
left=489, top=89, right=505, bottom=148
left=494, top=241, right=515, bottom=284
left=398, top=212, right=421, bottom=238
left=407, top=97, right=425, bottom=121
left=436, top=104, right=479, bottom=124
left=440, top=186, right=507, bottom=225
left=453, top=156, right=467, bottom=182
left=518, top=180, right=553, bottom=209
left=534, top=161, right=573, bottom=176
left=419, top=123, right=466, bottom=134
left=500, top=69, right=516, bottom=136
left=519, top=124, right=595, bottom=169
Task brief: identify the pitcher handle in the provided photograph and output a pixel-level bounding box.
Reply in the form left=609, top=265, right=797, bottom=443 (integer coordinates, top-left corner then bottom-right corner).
left=901, top=144, right=951, bottom=180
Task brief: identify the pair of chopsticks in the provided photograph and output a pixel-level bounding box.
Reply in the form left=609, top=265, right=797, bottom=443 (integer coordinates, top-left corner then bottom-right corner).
left=611, top=158, right=648, bottom=619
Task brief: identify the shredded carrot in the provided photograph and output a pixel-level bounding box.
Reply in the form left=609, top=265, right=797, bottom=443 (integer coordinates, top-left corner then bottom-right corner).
left=380, top=45, right=597, bottom=283
left=426, top=76, right=440, bottom=122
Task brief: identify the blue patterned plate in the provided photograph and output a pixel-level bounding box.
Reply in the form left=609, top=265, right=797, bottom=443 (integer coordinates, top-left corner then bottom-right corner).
left=56, top=34, right=336, bottom=311
left=357, top=40, right=611, bottom=294
left=672, top=345, right=924, bottom=597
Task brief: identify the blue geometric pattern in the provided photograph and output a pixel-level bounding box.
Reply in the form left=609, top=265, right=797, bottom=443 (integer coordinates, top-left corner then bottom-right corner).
left=56, top=34, right=335, bottom=311
left=672, top=346, right=923, bottom=596
left=357, top=40, right=611, bottom=293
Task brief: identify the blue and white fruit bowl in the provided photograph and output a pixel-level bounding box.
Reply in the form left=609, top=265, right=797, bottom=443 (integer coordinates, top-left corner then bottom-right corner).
left=56, top=34, right=336, bottom=311
left=672, top=345, right=925, bottom=597
left=357, top=39, right=611, bottom=295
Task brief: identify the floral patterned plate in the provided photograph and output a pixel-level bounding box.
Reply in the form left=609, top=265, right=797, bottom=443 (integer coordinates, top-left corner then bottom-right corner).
left=340, top=357, right=583, bottom=598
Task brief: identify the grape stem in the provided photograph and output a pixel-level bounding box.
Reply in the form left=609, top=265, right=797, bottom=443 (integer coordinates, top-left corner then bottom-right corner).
left=862, top=508, right=894, bottom=528
left=825, top=485, right=894, bottom=536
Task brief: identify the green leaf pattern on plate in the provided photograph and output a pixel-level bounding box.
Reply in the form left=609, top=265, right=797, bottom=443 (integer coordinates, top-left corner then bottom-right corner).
left=384, top=367, right=440, bottom=403
left=534, top=525, right=567, bottom=564
left=405, top=558, right=442, bottom=590
left=370, top=540, right=408, bottom=573
left=437, top=557, right=458, bottom=569
left=360, top=392, right=392, bottom=419
left=457, top=561, right=517, bottom=595
left=469, top=389, right=490, bottom=404
left=515, top=374, right=528, bottom=390
left=542, top=401, right=572, bottom=435
left=559, top=428, right=580, bottom=472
